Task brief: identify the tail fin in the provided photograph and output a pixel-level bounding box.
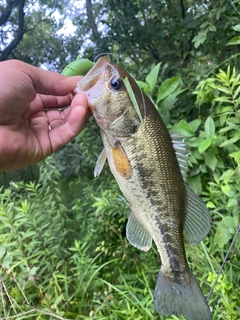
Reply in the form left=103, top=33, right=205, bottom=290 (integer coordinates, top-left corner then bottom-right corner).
left=154, top=268, right=212, bottom=320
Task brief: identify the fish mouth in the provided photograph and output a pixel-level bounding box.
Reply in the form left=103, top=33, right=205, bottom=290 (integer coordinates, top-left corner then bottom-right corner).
left=74, top=57, right=122, bottom=128
left=76, top=66, right=103, bottom=93
left=74, top=56, right=117, bottom=100
left=74, top=63, right=107, bottom=124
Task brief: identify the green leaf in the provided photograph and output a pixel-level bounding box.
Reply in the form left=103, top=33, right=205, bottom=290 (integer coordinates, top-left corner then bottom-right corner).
left=206, top=201, right=216, bottom=208
left=233, top=24, right=240, bottom=32
left=3, top=253, right=12, bottom=269
left=214, top=97, right=233, bottom=103
left=233, top=84, right=240, bottom=99
left=214, top=85, right=230, bottom=94
left=188, top=175, right=202, bottom=195
left=160, top=89, right=184, bottom=111
left=123, top=77, right=144, bottom=125
left=214, top=216, right=237, bottom=248
left=146, top=62, right=162, bottom=93
left=137, top=80, right=150, bottom=93
left=204, top=116, right=215, bottom=138
left=29, top=266, right=38, bottom=276
left=209, top=24, right=216, bottom=32
left=227, top=198, right=238, bottom=208
left=221, top=185, right=231, bottom=196
left=189, top=119, right=202, bottom=133
left=220, top=169, right=234, bottom=183
left=229, top=151, right=240, bottom=162
left=205, top=151, right=217, bottom=171
left=192, top=30, right=207, bottom=48
left=0, top=244, right=6, bottom=259
left=219, top=114, right=227, bottom=126
left=157, top=75, right=181, bottom=102
left=171, top=119, right=194, bottom=137
left=198, top=139, right=212, bottom=153
left=220, top=135, right=240, bottom=147
left=226, top=36, right=240, bottom=46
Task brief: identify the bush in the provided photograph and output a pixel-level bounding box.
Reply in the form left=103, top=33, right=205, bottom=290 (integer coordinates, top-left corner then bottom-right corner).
left=0, top=65, right=239, bottom=320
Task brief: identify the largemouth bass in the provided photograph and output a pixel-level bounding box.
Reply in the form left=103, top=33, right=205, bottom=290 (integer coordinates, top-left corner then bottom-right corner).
left=75, top=57, right=212, bottom=320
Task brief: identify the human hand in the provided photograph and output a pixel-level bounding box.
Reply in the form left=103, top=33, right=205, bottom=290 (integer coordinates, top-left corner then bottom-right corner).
left=0, top=60, right=90, bottom=171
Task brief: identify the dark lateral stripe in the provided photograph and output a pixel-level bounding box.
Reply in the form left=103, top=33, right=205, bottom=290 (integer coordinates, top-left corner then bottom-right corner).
left=154, top=215, right=184, bottom=276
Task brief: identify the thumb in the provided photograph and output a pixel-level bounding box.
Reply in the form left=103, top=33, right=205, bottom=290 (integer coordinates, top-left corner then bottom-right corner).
left=8, top=60, right=82, bottom=96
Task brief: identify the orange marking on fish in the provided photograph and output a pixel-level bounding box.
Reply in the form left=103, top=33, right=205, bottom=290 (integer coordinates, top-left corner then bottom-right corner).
left=111, top=144, right=132, bottom=179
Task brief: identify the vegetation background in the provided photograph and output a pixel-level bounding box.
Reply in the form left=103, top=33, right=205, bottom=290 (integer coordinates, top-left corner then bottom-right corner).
left=0, top=0, right=239, bottom=319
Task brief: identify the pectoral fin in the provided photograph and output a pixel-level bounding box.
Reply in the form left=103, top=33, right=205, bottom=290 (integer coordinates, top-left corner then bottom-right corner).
left=126, top=208, right=152, bottom=251
left=110, top=141, right=132, bottom=179
left=94, top=148, right=107, bottom=177
left=183, top=184, right=211, bottom=244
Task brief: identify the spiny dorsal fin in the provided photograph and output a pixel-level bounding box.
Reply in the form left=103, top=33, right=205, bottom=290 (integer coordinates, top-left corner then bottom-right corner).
left=126, top=208, right=152, bottom=252
left=184, top=184, right=212, bottom=244
left=94, top=148, right=107, bottom=177
left=171, top=133, right=189, bottom=181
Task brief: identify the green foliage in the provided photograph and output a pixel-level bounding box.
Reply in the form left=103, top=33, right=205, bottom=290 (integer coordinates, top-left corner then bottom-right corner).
left=170, top=65, right=240, bottom=319
left=1, top=62, right=239, bottom=319
left=1, top=2, right=240, bottom=318
left=227, top=24, right=240, bottom=46
left=137, top=62, right=183, bottom=125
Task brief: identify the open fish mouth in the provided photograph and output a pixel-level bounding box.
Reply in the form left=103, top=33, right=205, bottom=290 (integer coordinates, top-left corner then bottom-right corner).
left=74, top=58, right=126, bottom=130
left=75, top=65, right=104, bottom=92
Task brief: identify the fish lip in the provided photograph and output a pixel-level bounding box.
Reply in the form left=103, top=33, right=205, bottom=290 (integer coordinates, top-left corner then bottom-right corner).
left=74, top=67, right=106, bottom=124
left=75, top=66, right=104, bottom=92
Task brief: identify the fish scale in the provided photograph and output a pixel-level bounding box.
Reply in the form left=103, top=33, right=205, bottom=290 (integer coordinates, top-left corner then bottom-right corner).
left=75, top=56, right=212, bottom=320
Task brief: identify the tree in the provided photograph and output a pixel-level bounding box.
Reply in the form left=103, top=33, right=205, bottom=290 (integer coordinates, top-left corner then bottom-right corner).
left=72, top=0, right=240, bottom=79
left=0, top=1, right=240, bottom=319
left=0, top=0, right=26, bottom=61
left=0, top=0, right=84, bottom=70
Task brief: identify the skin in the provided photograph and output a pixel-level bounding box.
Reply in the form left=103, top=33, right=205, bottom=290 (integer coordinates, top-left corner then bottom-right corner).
left=0, top=60, right=90, bottom=171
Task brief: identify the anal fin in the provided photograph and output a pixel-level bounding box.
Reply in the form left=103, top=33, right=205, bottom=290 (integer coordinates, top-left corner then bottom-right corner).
left=126, top=208, right=152, bottom=252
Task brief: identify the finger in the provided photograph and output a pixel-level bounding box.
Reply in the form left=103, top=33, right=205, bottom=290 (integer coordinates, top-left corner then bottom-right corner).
left=31, top=94, right=73, bottom=111
left=45, top=93, right=89, bottom=128
left=40, top=94, right=73, bottom=109
left=70, top=92, right=92, bottom=119
left=26, top=94, right=73, bottom=121
left=49, top=103, right=89, bottom=152
left=7, top=60, right=83, bottom=96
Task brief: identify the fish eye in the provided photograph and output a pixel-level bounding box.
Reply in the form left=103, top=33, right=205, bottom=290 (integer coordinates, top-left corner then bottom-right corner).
left=110, top=78, right=122, bottom=90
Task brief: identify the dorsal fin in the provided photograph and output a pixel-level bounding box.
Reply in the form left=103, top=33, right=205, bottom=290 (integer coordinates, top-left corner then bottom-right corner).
left=171, top=133, right=211, bottom=243
left=184, top=184, right=212, bottom=244
left=171, top=133, right=189, bottom=180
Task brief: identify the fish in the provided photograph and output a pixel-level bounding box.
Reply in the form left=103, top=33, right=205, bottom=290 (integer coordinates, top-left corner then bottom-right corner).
left=75, top=57, right=212, bottom=320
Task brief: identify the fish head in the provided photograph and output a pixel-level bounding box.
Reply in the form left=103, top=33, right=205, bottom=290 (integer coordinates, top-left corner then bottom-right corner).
left=75, top=56, right=146, bottom=139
